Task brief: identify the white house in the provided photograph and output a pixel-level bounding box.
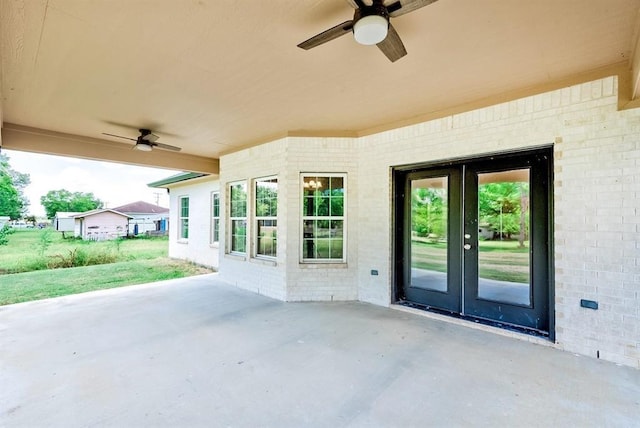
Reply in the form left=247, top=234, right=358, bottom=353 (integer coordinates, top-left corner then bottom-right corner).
left=149, top=172, right=220, bottom=269
left=0, top=216, right=10, bottom=228
left=54, top=212, right=81, bottom=235
left=112, top=201, right=169, bottom=236
left=4, top=1, right=640, bottom=370
left=150, top=76, right=640, bottom=369
left=69, top=209, right=132, bottom=240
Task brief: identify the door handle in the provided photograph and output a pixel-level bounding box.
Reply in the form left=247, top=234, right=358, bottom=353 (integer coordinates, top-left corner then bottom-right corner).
left=463, top=243, right=472, bottom=250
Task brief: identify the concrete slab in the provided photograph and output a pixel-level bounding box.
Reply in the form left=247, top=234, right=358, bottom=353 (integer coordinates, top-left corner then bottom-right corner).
left=1, top=274, right=638, bottom=427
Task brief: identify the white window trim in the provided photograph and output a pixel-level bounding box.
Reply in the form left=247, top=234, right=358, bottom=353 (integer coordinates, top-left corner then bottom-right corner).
left=253, top=176, right=278, bottom=260
left=300, top=173, right=347, bottom=264
left=228, top=181, right=248, bottom=255
left=210, top=191, right=220, bottom=247
left=178, top=195, right=189, bottom=242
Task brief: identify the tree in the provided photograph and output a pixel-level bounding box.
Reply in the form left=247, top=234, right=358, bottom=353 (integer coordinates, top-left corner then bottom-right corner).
left=40, top=189, right=104, bottom=219
left=412, top=187, right=446, bottom=238
left=0, top=153, right=30, bottom=219
left=478, top=182, right=529, bottom=245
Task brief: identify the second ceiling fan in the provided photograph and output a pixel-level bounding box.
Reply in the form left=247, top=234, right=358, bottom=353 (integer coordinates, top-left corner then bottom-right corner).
left=297, top=0, right=438, bottom=62
left=102, top=129, right=181, bottom=152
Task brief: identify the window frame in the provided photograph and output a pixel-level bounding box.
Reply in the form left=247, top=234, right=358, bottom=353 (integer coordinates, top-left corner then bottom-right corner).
left=300, top=173, right=347, bottom=263
left=228, top=181, right=248, bottom=255
left=210, top=191, right=220, bottom=246
left=254, top=176, right=278, bottom=260
left=178, top=195, right=189, bottom=241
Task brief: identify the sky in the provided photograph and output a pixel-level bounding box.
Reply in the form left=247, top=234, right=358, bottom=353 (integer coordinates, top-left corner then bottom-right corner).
left=4, top=149, right=176, bottom=217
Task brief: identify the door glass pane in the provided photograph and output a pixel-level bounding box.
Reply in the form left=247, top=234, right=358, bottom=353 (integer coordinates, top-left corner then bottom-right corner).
left=410, top=177, right=448, bottom=292
left=477, top=169, right=531, bottom=306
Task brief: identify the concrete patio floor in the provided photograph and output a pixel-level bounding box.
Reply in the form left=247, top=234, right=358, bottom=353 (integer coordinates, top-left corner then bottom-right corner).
left=1, top=274, right=638, bottom=427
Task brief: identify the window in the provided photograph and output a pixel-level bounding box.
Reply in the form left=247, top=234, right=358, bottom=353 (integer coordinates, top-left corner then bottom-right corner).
left=255, top=177, right=277, bottom=258
left=301, top=174, right=345, bottom=262
left=179, top=196, right=189, bottom=240
left=229, top=182, right=247, bottom=254
left=211, top=192, right=220, bottom=245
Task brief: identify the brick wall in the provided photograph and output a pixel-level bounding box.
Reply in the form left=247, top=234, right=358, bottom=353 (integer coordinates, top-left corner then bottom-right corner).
left=219, top=76, right=639, bottom=367
left=356, top=76, right=639, bottom=367
left=218, top=139, right=288, bottom=300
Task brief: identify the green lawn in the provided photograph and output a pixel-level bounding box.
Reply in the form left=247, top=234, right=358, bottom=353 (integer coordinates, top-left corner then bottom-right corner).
left=0, top=228, right=170, bottom=273
left=411, top=239, right=530, bottom=283
left=0, top=229, right=213, bottom=305
left=0, top=258, right=210, bottom=305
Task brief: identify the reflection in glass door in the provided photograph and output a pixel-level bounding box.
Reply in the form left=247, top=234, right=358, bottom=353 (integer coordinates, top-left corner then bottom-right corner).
left=403, top=168, right=462, bottom=314
left=476, top=169, right=531, bottom=307
left=410, top=176, right=448, bottom=293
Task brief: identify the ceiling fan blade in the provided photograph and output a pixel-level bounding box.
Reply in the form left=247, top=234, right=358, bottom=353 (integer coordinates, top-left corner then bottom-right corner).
left=102, top=132, right=136, bottom=142
left=345, top=0, right=367, bottom=8
left=386, top=0, right=438, bottom=17
left=141, top=132, right=159, bottom=143
left=297, top=20, right=354, bottom=50
left=377, top=24, right=407, bottom=62
left=152, top=142, right=182, bottom=152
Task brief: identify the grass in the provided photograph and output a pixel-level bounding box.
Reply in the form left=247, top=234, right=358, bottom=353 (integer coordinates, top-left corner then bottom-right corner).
left=0, top=258, right=210, bottom=305
left=0, top=229, right=213, bottom=305
left=0, top=229, right=169, bottom=273
left=411, top=239, right=530, bottom=283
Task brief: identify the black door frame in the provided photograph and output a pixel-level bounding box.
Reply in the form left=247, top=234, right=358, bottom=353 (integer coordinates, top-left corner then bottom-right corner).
left=402, top=166, right=463, bottom=313
left=392, top=147, right=555, bottom=339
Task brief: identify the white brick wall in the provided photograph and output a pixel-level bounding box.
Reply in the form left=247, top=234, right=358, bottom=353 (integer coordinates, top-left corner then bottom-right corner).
left=166, top=176, right=220, bottom=269
left=218, top=139, right=288, bottom=300
left=284, top=137, right=359, bottom=302
left=218, top=76, right=640, bottom=368
left=355, top=76, right=638, bottom=368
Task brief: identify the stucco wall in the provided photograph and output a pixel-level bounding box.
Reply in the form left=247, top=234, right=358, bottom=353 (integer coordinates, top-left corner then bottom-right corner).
left=167, top=177, right=220, bottom=269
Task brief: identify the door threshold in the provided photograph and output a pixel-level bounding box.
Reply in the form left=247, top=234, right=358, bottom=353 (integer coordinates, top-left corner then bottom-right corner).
left=392, top=301, right=555, bottom=346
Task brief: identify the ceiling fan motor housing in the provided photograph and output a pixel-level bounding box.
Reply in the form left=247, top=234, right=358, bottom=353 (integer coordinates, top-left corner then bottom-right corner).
left=353, top=2, right=390, bottom=45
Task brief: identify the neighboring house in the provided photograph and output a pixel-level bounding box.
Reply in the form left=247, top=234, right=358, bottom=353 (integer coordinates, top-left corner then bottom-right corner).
left=478, top=224, right=494, bottom=240
left=149, top=172, right=219, bottom=269
left=0, top=216, right=10, bottom=228
left=69, top=209, right=132, bottom=240
left=54, top=212, right=81, bottom=235
left=112, top=201, right=169, bottom=236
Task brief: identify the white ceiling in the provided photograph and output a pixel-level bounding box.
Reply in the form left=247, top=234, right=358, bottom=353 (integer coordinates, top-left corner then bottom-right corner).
left=1, top=0, right=639, bottom=167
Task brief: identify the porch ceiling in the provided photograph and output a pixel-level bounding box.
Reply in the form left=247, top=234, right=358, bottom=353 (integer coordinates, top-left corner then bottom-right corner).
left=1, top=0, right=640, bottom=173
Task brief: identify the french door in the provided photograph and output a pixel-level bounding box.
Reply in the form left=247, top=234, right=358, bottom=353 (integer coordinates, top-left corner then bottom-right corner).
left=394, top=149, right=553, bottom=336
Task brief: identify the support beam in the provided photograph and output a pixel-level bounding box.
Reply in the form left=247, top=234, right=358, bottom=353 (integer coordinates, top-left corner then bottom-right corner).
left=631, top=6, right=640, bottom=102
left=0, top=123, right=219, bottom=174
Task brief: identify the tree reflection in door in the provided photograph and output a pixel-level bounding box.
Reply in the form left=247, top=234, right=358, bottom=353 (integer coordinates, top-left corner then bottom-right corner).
left=410, top=177, right=448, bottom=292
left=411, top=171, right=530, bottom=287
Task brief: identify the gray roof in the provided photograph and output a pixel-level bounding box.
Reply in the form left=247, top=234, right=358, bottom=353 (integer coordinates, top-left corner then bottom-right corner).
left=112, top=201, right=169, bottom=214
left=147, top=172, right=209, bottom=188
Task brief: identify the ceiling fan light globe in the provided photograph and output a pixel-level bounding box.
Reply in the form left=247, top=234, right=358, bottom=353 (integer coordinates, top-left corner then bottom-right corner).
left=134, top=143, right=153, bottom=152
left=353, top=15, right=388, bottom=45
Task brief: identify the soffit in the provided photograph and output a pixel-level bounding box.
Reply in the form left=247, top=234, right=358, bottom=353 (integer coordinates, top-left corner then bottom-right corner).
left=1, top=0, right=639, bottom=162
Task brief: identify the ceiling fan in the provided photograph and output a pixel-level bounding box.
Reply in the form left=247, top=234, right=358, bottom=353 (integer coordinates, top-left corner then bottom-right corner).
left=102, top=129, right=181, bottom=152
left=297, top=0, right=438, bottom=62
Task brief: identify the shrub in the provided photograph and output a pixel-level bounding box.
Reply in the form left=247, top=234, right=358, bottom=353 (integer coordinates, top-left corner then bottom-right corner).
left=35, top=228, right=54, bottom=256
left=0, top=224, right=15, bottom=246
left=47, top=248, right=118, bottom=269
left=22, top=257, right=49, bottom=272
